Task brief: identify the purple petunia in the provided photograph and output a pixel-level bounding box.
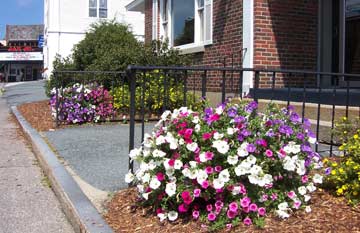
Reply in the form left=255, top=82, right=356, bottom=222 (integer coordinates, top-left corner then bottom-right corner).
left=279, top=125, right=293, bottom=136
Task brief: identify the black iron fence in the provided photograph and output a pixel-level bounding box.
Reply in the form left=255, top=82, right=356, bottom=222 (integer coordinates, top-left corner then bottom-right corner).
left=52, top=67, right=360, bottom=172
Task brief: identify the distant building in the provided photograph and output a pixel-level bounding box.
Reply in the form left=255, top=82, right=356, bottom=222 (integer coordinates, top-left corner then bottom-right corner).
left=43, top=0, right=145, bottom=77
left=0, top=25, right=44, bottom=82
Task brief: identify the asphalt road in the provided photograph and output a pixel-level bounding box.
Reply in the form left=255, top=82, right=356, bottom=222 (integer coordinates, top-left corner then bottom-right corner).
left=3, top=80, right=47, bottom=106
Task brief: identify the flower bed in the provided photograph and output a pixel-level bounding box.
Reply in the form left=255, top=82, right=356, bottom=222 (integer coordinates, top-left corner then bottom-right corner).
left=50, top=83, right=114, bottom=124
left=126, top=100, right=323, bottom=230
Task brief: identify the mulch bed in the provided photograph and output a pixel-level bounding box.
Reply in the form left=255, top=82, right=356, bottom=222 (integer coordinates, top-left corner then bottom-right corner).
left=104, top=188, right=360, bottom=233
left=17, top=100, right=360, bottom=232
left=17, top=100, right=55, bottom=132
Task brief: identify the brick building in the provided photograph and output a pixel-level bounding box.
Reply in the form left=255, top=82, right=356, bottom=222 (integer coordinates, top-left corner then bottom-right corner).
left=127, top=0, right=360, bottom=89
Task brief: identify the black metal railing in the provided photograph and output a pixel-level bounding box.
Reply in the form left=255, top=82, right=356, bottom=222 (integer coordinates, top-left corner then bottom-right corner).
left=126, top=65, right=360, bottom=172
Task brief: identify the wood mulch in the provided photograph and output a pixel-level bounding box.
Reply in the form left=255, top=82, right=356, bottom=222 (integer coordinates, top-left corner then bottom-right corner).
left=104, top=188, right=360, bottom=233
left=16, top=100, right=360, bottom=232
left=17, top=100, right=56, bottom=132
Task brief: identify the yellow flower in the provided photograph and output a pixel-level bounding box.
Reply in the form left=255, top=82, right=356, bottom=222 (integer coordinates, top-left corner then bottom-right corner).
left=331, top=170, right=337, bottom=175
left=337, top=188, right=343, bottom=195
left=353, top=191, right=358, bottom=196
left=354, top=134, right=359, bottom=139
left=344, top=131, right=347, bottom=134
left=339, top=168, right=344, bottom=174
left=323, top=158, right=329, bottom=164
left=343, top=117, right=347, bottom=121
left=339, top=145, right=344, bottom=151
left=332, top=163, right=338, bottom=167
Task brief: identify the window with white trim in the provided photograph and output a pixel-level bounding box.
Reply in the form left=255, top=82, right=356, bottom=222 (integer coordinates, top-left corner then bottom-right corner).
left=89, top=0, right=108, bottom=18
left=159, top=0, right=212, bottom=48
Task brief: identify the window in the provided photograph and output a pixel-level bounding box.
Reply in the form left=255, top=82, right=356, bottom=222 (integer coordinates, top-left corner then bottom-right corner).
left=89, top=0, right=97, bottom=17
left=159, top=0, right=212, bottom=48
left=99, top=0, right=107, bottom=18
left=89, top=0, right=107, bottom=18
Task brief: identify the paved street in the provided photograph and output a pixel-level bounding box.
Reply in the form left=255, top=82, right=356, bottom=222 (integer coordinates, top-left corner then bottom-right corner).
left=0, top=95, right=74, bottom=233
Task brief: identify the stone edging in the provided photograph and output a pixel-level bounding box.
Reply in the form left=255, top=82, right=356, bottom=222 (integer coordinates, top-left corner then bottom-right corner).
left=11, top=106, right=113, bottom=233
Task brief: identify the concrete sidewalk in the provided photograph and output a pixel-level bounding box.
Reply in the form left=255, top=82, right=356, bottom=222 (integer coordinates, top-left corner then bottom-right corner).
left=0, top=98, right=74, bottom=233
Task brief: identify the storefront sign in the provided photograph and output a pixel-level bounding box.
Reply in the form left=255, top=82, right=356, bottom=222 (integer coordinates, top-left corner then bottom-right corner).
left=0, top=52, right=43, bottom=61
left=7, top=46, right=33, bottom=52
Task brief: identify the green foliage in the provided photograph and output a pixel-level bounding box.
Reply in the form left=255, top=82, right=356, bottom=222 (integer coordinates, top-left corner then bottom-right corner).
left=111, top=72, right=205, bottom=114
left=323, top=117, right=360, bottom=206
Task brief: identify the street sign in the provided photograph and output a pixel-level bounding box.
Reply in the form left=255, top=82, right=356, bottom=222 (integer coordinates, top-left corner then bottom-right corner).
left=38, top=35, right=44, bottom=48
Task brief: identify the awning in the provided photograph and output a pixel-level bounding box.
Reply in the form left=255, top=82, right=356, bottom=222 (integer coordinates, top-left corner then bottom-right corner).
left=126, top=0, right=145, bottom=13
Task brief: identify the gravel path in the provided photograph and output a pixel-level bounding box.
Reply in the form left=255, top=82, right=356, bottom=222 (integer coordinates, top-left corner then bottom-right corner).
left=45, top=123, right=155, bottom=191
left=3, top=80, right=47, bottom=106
left=0, top=97, right=74, bottom=233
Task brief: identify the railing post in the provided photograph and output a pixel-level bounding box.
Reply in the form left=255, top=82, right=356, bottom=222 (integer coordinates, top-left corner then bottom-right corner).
left=127, top=67, right=136, bottom=174
left=54, top=72, right=59, bottom=128
left=254, top=71, right=260, bottom=102
left=202, top=70, right=207, bottom=98
left=222, top=69, right=226, bottom=103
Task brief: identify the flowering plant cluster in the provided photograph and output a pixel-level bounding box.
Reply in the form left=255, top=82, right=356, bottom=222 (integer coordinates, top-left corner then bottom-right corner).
left=126, top=100, right=323, bottom=230
left=323, top=117, right=360, bottom=205
left=50, top=83, right=114, bottom=124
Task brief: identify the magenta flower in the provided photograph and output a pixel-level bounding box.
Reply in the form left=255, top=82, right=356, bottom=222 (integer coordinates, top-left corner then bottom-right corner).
left=178, top=203, right=188, bottom=213
left=205, top=166, right=214, bottom=174
left=193, top=189, right=201, bottom=197
left=265, top=149, right=273, bottom=158
left=227, top=210, right=238, bottom=219
left=243, top=217, right=252, bottom=226
left=240, top=197, right=251, bottom=208
left=293, top=200, right=302, bottom=209
left=202, top=132, right=212, bottom=140
left=249, top=203, right=258, bottom=212
left=226, top=223, right=232, bottom=230
left=261, top=194, right=268, bottom=201
left=205, top=151, right=214, bottom=160
left=208, top=212, right=216, bottom=221
left=258, top=207, right=266, bottom=216
left=228, top=202, right=238, bottom=212
left=287, top=191, right=296, bottom=199
left=206, top=204, right=213, bottom=212
left=242, top=206, right=250, bottom=213
left=156, top=172, right=165, bottom=181
left=192, top=210, right=200, bottom=219
left=215, top=200, right=224, bottom=209
left=168, top=159, right=175, bottom=167
left=202, top=180, right=209, bottom=189
left=214, top=166, right=222, bottom=172
left=301, top=175, right=308, bottom=183
left=271, top=193, right=278, bottom=200
left=184, top=128, right=193, bottom=139
left=181, top=191, right=192, bottom=205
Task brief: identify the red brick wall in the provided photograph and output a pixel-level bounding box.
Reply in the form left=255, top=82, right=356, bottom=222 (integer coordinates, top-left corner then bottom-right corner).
left=254, top=0, right=318, bottom=87
left=145, top=0, right=153, bottom=44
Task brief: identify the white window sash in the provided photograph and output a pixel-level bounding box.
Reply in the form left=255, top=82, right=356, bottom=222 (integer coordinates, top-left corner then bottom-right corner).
left=152, top=0, right=158, bottom=40
left=203, top=0, right=213, bottom=45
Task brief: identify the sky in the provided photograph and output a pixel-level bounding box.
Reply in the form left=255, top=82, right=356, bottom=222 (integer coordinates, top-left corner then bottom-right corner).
left=0, top=0, right=43, bottom=39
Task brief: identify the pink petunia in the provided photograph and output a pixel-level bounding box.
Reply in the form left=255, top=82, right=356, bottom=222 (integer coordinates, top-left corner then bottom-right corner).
left=265, top=149, right=273, bottom=158
left=229, top=202, right=238, bottom=212
left=205, top=151, right=214, bottom=160
left=301, top=175, right=308, bottom=183
left=258, top=207, right=266, bottom=216
left=227, top=210, right=238, bottom=219
left=192, top=210, right=200, bottom=219
left=249, top=203, right=258, bottom=212
left=293, top=200, right=302, bottom=209
left=206, top=204, right=213, bottom=212
left=193, top=189, right=201, bottom=197
left=156, top=172, right=165, bottom=181
left=202, top=132, right=212, bottom=140
left=178, top=204, right=188, bottom=213
left=202, top=180, right=209, bottom=189
left=287, top=191, right=296, bottom=199
left=208, top=212, right=216, bottom=221
left=205, top=166, right=214, bottom=174
left=168, top=159, right=175, bottom=167
left=240, top=197, right=251, bottom=208
left=243, top=217, right=252, bottom=226
left=215, top=166, right=222, bottom=172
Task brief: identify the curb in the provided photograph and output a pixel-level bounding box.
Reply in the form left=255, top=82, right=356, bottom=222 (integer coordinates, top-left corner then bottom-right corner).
left=11, top=106, right=113, bottom=233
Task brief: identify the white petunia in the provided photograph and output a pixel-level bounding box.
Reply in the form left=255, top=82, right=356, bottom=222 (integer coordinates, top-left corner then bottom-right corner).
left=250, top=165, right=262, bottom=175
left=168, top=211, right=178, bottom=221
left=213, top=178, right=225, bottom=189
left=283, top=141, right=301, bottom=154
left=296, top=159, right=306, bottom=176
left=306, top=182, right=317, bottom=193
left=142, top=192, right=150, bottom=200
left=234, top=164, right=248, bottom=176
left=237, top=148, right=249, bottom=157
left=157, top=213, right=167, bottom=222
left=174, top=160, right=183, bottom=170
left=308, top=136, right=316, bottom=144
left=141, top=173, right=151, bottom=183
left=195, top=124, right=201, bottom=132
left=227, top=155, right=239, bottom=165
left=218, top=169, right=230, bottom=183
left=149, top=178, right=161, bottom=190
left=192, top=116, right=200, bottom=124
left=156, top=135, right=166, bottom=145
left=137, top=184, right=144, bottom=193
left=153, top=149, right=166, bottom=158
left=125, top=171, right=134, bottom=183
left=165, top=182, right=177, bottom=197
left=298, top=186, right=307, bottom=195
left=199, top=152, right=207, bottom=163
left=232, top=186, right=241, bottom=195
left=186, top=142, right=198, bottom=152
left=212, top=140, right=230, bottom=154
left=227, top=128, right=235, bottom=135
left=276, top=210, right=290, bottom=219
left=213, top=132, right=224, bottom=140
left=161, top=110, right=171, bottom=120
left=196, top=170, right=208, bottom=185
left=312, top=174, right=323, bottom=184
left=278, top=202, right=289, bottom=211
left=216, top=106, right=224, bottom=115
left=283, top=156, right=296, bottom=172
left=304, top=194, right=311, bottom=202
left=305, top=206, right=312, bottom=213
left=129, top=148, right=142, bottom=160
left=165, top=168, right=175, bottom=177
left=179, top=138, right=185, bottom=145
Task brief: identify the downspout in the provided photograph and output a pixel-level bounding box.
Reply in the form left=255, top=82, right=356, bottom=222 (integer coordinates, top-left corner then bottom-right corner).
left=317, top=0, right=322, bottom=87
left=242, top=0, right=254, bottom=94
